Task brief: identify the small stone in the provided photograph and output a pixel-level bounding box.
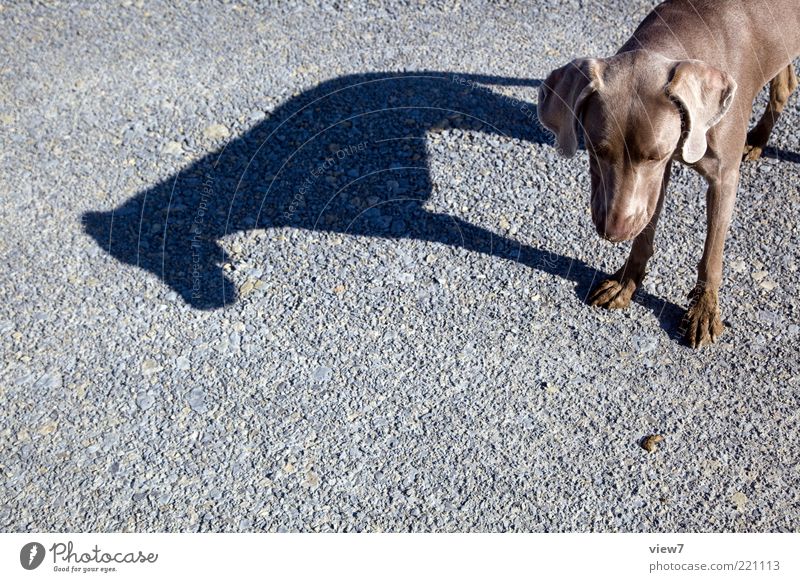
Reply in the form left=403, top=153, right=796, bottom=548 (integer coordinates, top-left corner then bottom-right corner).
left=161, top=141, right=184, bottom=155
left=757, top=310, right=780, bottom=325
left=731, top=491, right=748, bottom=511
left=34, top=371, right=62, bottom=389
left=37, top=420, right=58, bottom=435
left=759, top=279, right=778, bottom=291
left=312, top=366, right=332, bottom=382
left=333, top=284, right=346, bottom=295
left=633, top=334, right=658, bottom=353
left=729, top=258, right=746, bottom=273
left=751, top=270, right=768, bottom=282
left=203, top=123, right=230, bottom=140
left=397, top=272, right=415, bottom=284
left=498, top=216, right=511, bottom=231
left=141, top=359, right=162, bottom=376
left=176, top=356, right=191, bottom=370
left=187, top=388, right=207, bottom=413
left=303, top=471, right=320, bottom=489
left=240, top=279, right=256, bottom=296
left=640, top=434, right=664, bottom=453
left=136, top=391, right=155, bottom=411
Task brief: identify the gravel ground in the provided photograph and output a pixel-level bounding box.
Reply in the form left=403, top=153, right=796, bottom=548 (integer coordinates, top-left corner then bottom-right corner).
left=1, top=1, right=799, bottom=532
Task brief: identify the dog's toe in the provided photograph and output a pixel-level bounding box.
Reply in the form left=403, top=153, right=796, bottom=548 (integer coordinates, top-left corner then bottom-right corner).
left=742, top=143, right=764, bottom=161
left=682, top=286, right=725, bottom=348
left=589, top=278, right=636, bottom=309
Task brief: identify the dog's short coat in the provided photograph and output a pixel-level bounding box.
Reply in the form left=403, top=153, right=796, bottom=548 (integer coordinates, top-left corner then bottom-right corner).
left=538, top=0, right=800, bottom=347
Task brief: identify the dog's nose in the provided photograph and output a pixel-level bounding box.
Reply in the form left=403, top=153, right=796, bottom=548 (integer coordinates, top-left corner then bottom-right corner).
left=596, top=213, right=641, bottom=242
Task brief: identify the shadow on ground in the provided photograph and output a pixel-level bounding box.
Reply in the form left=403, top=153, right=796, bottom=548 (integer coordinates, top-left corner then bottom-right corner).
left=83, top=71, right=686, bottom=336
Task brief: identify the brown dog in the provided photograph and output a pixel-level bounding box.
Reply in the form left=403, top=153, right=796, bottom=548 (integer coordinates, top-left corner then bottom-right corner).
left=538, top=0, right=800, bottom=347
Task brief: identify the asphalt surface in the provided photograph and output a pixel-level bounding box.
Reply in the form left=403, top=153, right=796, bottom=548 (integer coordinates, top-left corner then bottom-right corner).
left=1, top=1, right=799, bottom=532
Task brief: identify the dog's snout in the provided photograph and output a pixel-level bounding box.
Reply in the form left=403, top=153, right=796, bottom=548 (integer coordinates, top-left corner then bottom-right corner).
left=595, top=211, right=644, bottom=242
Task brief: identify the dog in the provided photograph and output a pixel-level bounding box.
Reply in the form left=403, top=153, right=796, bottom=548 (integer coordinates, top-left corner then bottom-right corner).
left=538, top=0, right=800, bottom=347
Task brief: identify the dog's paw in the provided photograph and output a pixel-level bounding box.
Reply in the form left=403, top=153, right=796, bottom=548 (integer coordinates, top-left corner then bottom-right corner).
left=742, top=142, right=764, bottom=161
left=681, top=285, right=725, bottom=348
left=589, top=277, right=637, bottom=309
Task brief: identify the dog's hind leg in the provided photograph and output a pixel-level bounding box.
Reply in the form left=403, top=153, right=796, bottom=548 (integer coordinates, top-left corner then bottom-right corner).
left=743, top=64, right=798, bottom=161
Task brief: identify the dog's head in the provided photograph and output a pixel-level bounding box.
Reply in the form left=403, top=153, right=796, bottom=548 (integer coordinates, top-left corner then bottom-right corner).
left=538, top=50, right=736, bottom=242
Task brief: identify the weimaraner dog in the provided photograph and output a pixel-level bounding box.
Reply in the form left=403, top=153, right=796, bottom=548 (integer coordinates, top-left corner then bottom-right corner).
left=538, top=0, right=800, bottom=347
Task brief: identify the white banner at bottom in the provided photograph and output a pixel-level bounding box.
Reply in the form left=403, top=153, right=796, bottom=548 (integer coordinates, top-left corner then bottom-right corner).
left=1, top=533, right=796, bottom=581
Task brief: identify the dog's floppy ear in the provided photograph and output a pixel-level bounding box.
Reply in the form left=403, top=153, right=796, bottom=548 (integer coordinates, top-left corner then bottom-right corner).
left=666, top=60, right=737, bottom=164
left=537, top=58, right=605, bottom=157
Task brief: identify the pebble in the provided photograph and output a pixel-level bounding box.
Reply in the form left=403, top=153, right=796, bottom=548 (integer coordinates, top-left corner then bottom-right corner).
left=34, top=372, right=62, bottom=390
left=396, top=272, right=415, bottom=284
left=759, top=279, right=778, bottom=291
left=37, top=420, right=58, bottom=436
left=136, top=391, right=155, bottom=411
left=312, top=366, right=332, bottom=382
left=729, top=258, right=746, bottom=273
left=161, top=141, right=184, bottom=155
left=203, top=123, right=230, bottom=140
left=187, top=388, right=207, bottom=413
left=632, top=334, right=657, bottom=353
left=640, top=435, right=664, bottom=453
left=141, top=359, right=162, bottom=376
left=731, top=491, right=748, bottom=511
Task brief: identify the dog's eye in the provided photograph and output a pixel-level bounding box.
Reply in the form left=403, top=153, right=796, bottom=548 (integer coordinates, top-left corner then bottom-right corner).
left=590, top=144, right=611, bottom=158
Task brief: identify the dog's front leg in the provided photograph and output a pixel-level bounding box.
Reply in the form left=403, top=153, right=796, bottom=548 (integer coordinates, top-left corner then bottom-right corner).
left=681, top=168, right=739, bottom=347
left=589, top=162, right=671, bottom=309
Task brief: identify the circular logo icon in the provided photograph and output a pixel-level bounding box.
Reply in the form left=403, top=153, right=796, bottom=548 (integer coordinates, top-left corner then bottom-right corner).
left=20, top=542, right=46, bottom=570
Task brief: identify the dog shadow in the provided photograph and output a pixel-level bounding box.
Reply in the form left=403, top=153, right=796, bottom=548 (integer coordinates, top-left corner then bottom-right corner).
left=760, top=146, right=800, bottom=164
left=82, top=71, right=685, bottom=337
